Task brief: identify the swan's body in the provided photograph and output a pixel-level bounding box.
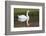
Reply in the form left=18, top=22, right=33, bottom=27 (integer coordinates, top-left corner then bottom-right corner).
left=18, top=10, right=30, bottom=26
left=18, top=15, right=27, bottom=22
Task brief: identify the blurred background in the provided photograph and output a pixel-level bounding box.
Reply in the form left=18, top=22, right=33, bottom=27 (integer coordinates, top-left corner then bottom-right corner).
left=14, top=8, right=39, bottom=27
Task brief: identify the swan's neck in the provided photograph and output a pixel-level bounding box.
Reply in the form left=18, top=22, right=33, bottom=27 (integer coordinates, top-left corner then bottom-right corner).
left=26, top=10, right=29, bottom=26
left=26, top=10, right=29, bottom=16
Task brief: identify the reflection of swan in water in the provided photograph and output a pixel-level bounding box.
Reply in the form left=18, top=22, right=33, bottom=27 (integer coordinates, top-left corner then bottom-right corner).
left=18, top=10, right=30, bottom=26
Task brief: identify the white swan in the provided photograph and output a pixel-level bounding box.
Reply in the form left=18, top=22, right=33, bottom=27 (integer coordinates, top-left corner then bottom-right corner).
left=18, top=10, right=30, bottom=26
left=18, top=15, right=27, bottom=22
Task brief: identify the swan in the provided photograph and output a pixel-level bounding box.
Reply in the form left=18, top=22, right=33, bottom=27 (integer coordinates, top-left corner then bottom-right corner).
left=18, top=10, right=30, bottom=26
left=18, top=15, right=27, bottom=22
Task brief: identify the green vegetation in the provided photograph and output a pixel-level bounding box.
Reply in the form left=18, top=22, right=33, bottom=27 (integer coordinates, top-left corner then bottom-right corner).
left=14, top=8, right=39, bottom=18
